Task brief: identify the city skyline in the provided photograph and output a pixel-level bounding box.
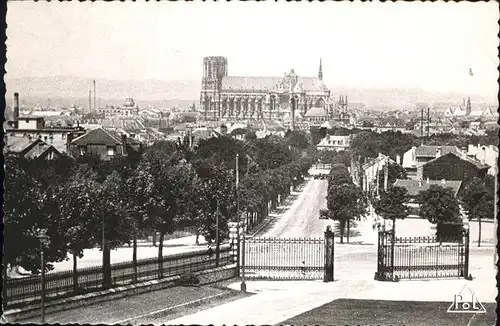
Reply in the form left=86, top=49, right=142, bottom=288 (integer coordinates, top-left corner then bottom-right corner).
left=6, top=2, right=499, bottom=102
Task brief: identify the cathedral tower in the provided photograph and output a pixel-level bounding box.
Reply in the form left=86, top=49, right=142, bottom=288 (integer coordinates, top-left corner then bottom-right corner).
left=201, top=56, right=228, bottom=119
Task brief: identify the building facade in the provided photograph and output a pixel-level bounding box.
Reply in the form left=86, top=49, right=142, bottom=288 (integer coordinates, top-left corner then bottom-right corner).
left=316, top=135, right=351, bottom=152
left=199, top=56, right=333, bottom=128
left=69, top=127, right=142, bottom=161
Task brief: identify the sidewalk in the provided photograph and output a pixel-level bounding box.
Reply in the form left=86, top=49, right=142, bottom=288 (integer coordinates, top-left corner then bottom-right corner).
left=9, top=235, right=210, bottom=277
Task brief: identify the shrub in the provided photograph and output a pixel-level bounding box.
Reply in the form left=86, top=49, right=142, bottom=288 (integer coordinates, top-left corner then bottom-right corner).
left=178, top=273, right=200, bottom=286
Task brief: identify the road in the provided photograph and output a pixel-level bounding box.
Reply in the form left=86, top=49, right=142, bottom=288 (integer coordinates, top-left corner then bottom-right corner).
left=261, top=176, right=377, bottom=245
left=264, top=178, right=331, bottom=238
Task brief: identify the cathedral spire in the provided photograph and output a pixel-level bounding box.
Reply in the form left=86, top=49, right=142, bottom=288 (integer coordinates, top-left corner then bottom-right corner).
left=318, top=58, right=323, bottom=80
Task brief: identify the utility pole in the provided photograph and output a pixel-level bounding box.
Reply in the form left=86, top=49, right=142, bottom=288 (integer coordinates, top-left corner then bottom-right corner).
left=420, top=108, right=424, bottom=142
left=384, top=157, right=389, bottom=192
left=93, top=80, right=97, bottom=111
left=427, top=107, right=430, bottom=139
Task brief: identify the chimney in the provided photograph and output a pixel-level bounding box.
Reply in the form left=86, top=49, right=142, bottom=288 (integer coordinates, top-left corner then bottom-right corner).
left=14, top=92, right=20, bottom=120
left=121, top=134, right=128, bottom=156
left=426, top=177, right=430, bottom=184
left=418, top=179, right=422, bottom=187
left=436, top=146, right=441, bottom=158
left=396, top=154, right=401, bottom=165
left=66, top=133, right=74, bottom=153
left=480, top=146, right=486, bottom=164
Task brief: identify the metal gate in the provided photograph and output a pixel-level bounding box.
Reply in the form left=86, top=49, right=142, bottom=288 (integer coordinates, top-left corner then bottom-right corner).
left=242, top=227, right=334, bottom=281
left=375, top=229, right=470, bottom=281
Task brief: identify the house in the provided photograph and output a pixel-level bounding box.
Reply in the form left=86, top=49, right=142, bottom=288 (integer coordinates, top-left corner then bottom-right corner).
left=444, top=105, right=467, bottom=118
left=402, top=145, right=463, bottom=179
left=304, top=107, right=329, bottom=123
left=69, top=127, right=141, bottom=160
left=4, top=135, right=63, bottom=161
left=420, top=152, right=489, bottom=182
left=393, top=178, right=463, bottom=218
left=316, top=135, right=350, bottom=152
left=467, top=144, right=498, bottom=175
left=361, top=153, right=396, bottom=193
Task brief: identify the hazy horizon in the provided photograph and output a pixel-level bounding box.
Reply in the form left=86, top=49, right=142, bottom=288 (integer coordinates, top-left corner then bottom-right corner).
left=6, top=2, right=499, bottom=103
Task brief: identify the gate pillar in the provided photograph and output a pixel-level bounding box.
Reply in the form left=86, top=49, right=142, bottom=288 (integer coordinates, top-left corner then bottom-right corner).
left=463, top=228, right=472, bottom=280
left=324, top=226, right=334, bottom=282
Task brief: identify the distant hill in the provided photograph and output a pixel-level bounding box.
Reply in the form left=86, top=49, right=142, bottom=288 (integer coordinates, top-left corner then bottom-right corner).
left=5, top=76, right=497, bottom=110
left=5, top=76, right=200, bottom=109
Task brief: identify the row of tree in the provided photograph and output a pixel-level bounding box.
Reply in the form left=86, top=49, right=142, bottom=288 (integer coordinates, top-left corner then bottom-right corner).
left=372, top=175, right=494, bottom=245
left=4, top=130, right=316, bottom=289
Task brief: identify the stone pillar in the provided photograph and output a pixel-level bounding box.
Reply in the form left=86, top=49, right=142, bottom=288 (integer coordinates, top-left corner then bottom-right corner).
left=324, top=226, right=334, bottom=282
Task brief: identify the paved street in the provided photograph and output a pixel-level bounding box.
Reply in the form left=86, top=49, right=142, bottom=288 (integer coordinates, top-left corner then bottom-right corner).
left=161, top=175, right=496, bottom=325
left=264, top=178, right=331, bottom=238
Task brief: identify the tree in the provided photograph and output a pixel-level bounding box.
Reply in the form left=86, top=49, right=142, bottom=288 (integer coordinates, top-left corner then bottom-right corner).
left=285, top=130, right=310, bottom=149
left=149, top=161, right=196, bottom=277
left=122, top=163, right=155, bottom=281
left=51, top=178, right=101, bottom=290
left=461, top=177, right=494, bottom=247
left=244, top=130, right=257, bottom=140
left=377, top=163, right=408, bottom=192
left=328, top=164, right=351, bottom=188
left=93, top=171, right=133, bottom=288
left=418, top=185, right=462, bottom=242
left=327, top=183, right=368, bottom=243
left=3, top=156, right=46, bottom=273
left=373, top=186, right=410, bottom=233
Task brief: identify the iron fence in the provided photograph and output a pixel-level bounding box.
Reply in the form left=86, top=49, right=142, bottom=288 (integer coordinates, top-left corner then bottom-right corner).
left=244, top=237, right=325, bottom=280
left=375, top=230, right=469, bottom=281
left=6, top=244, right=234, bottom=308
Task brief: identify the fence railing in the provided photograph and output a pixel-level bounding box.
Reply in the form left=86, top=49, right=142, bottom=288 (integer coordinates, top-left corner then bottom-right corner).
left=6, top=244, right=234, bottom=308
left=244, top=237, right=325, bottom=280
left=375, top=230, right=469, bottom=281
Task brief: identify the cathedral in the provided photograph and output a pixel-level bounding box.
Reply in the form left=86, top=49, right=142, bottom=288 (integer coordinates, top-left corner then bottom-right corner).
left=200, top=56, right=343, bottom=128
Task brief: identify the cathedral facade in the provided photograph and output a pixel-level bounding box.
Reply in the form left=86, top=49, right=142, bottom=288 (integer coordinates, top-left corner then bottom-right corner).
left=200, top=56, right=334, bottom=128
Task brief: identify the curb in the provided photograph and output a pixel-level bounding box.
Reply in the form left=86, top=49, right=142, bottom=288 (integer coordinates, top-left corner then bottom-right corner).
left=114, top=289, right=239, bottom=325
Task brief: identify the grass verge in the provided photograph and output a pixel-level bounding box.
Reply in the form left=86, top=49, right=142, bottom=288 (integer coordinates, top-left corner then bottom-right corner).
left=279, top=299, right=496, bottom=326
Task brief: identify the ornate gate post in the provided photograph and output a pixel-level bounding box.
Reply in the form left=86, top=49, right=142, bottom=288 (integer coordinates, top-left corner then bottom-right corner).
left=464, top=227, right=471, bottom=280
left=374, top=230, right=383, bottom=281
left=324, top=226, right=334, bottom=282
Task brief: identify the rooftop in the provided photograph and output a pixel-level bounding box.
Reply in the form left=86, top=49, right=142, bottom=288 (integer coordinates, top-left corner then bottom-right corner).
left=71, top=127, right=140, bottom=146
left=221, top=75, right=329, bottom=93
left=415, top=145, right=460, bottom=157
left=393, top=179, right=462, bottom=197
left=305, top=107, right=328, bottom=117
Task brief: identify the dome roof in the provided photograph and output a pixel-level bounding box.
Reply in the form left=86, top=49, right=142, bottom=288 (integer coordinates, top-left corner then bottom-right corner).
left=123, top=98, right=136, bottom=107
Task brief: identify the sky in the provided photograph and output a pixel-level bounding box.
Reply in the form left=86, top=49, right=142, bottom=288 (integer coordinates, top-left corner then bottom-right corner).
left=6, top=1, right=499, bottom=100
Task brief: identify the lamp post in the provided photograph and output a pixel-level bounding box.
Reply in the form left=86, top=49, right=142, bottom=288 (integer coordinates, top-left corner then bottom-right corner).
left=36, top=229, right=50, bottom=323
left=215, top=201, right=220, bottom=267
